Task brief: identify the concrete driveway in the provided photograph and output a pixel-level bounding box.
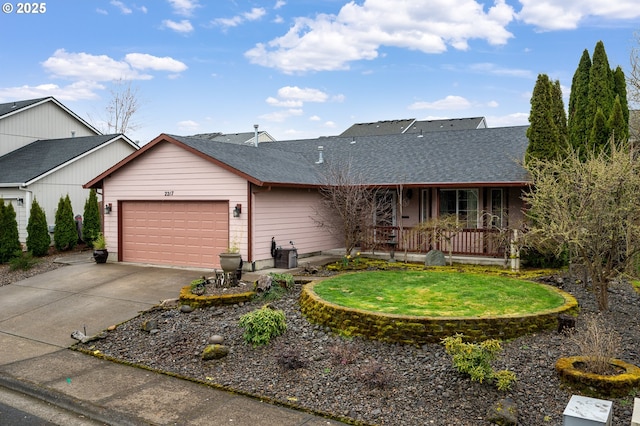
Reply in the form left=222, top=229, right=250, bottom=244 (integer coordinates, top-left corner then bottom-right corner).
left=0, top=261, right=204, bottom=350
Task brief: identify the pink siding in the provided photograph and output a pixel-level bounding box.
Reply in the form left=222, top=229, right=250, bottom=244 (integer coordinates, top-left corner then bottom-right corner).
left=102, top=142, right=248, bottom=259
left=253, top=188, right=341, bottom=261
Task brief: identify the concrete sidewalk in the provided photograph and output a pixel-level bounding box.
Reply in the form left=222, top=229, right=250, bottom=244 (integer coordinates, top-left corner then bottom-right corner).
left=0, top=255, right=346, bottom=425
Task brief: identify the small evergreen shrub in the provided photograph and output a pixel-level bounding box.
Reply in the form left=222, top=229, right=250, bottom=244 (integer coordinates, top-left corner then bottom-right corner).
left=83, top=189, right=101, bottom=247
left=238, top=305, right=287, bottom=347
left=9, top=251, right=38, bottom=271
left=442, top=334, right=516, bottom=391
left=0, top=200, right=21, bottom=263
left=54, top=195, right=77, bottom=251
left=26, top=199, right=50, bottom=256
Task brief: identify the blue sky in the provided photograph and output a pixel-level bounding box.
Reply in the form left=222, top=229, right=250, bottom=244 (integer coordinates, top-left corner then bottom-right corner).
left=0, top=0, right=638, bottom=144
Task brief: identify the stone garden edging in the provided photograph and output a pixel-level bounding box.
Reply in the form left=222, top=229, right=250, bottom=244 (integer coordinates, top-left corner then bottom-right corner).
left=299, top=281, right=578, bottom=344
left=179, top=285, right=255, bottom=308
left=555, top=356, right=640, bottom=397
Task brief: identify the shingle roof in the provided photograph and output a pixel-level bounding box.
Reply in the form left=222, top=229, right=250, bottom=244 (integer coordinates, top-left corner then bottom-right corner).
left=0, top=135, right=123, bottom=184
left=0, top=97, right=49, bottom=118
left=340, top=119, right=416, bottom=137
left=173, top=125, right=529, bottom=186
left=405, top=117, right=486, bottom=133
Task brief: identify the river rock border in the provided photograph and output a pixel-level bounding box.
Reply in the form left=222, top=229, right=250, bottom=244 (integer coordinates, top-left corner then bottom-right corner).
left=299, top=281, right=578, bottom=344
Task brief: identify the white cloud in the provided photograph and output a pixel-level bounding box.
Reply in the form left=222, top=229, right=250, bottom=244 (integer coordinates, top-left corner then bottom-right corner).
left=487, top=100, right=499, bottom=107
left=110, top=0, right=132, bottom=14
left=168, top=0, right=200, bottom=17
left=43, top=49, right=149, bottom=81
left=246, top=0, right=515, bottom=73
left=259, top=109, right=303, bottom=122
left=408, top=95, right=472, bottom=110
left=214, top=7, right=266, bottom=29
left=96, top=8, right=108, bottom=15
left=0, top=81, right=104, bottom=101
left=487, top=112, right=529, bottom=127
left=469, top=63, right=533, bottom=78
left=42, top=50, right=187, bottom=83
left=266, top=86, right=332, bottom=109
left=177, top=120, right=200, bottom=131
left=309, top=115, right=321, bottom=121
left=324, top=121, right=336, bottom=128
left=517, top=0, right=640, bottom=30
left=162, top=19, right=194, bottom=33
left=278, top=86, right=328, bottom=102
left=274, top=1, right=286, bottom=10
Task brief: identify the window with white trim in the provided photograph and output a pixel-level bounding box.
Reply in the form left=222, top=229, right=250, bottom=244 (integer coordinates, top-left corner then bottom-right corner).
left=439, top=189, right=478, bottom=228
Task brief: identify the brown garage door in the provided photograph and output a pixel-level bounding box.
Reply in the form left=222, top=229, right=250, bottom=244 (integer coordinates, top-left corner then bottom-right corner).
left=121, top=201, right=229, bottom=268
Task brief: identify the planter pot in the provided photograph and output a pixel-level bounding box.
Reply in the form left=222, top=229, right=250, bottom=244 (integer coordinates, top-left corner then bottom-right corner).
left=93, top=249, right=109, bottom=264
left=555, top=356, right=640, bottom=397
left=219, top=252, right=242, bottom=273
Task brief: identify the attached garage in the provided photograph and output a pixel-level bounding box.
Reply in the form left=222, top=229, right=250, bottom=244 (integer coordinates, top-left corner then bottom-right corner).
left=120, top=200, right=229, bottom=268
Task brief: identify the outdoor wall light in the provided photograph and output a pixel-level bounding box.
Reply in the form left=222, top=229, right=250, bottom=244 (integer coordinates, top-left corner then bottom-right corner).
left=17, top=198, right=24, bottom=206
left=105, top=203, right=112, bottom=214
left=233, top=203, right=242, bottom=217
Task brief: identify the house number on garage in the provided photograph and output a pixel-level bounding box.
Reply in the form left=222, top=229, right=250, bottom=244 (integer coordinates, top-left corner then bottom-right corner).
left=164, top=191, right=174, bottom=196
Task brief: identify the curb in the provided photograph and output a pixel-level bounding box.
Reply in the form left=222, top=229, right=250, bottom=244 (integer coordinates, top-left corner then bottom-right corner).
left=0, top=371, right=148, bottom=426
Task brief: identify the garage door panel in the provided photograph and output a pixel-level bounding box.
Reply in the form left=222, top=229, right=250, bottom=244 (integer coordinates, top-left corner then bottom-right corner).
left=121, top=201, right=229, bottom=268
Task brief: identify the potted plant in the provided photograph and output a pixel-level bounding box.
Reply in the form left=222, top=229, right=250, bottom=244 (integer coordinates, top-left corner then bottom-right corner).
left=219, top=238, right=241, bottom=273
left=92, top=232, right=109, bottom=264
left=190, top=277, right=207, bottom=296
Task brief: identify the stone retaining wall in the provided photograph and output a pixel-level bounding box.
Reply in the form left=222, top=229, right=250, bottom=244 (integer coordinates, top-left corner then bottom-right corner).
left=179, top=286, right=255, bottom=308
left=300, top=282, right=578, bottom=344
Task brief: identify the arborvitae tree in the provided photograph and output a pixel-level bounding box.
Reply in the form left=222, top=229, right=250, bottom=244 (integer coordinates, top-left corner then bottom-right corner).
left=26, top=198, right=50, bottom=256
left=568, top=49, right=592, bottom=150
left=551, top=80, right=568, bottom=145
left=608, top=96, right=627, bottom=144
left=82, top=189, right=101, bottom=247
left=589, top=108, right=609, bottom=153
left=526, top=74, right=562, bottom=162
left=0, top=200, right=21, bottom=263
left=612, top=66, right=629, bottom=139
left=54, top=195, right=77, bottom=251
left=587, top=41, right=614, bottom=138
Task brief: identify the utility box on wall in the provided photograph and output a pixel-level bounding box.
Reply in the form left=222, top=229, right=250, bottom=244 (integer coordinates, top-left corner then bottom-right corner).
left=275, top=248, right=298, bottom=269
left=563, top=395, right=612, bottom=426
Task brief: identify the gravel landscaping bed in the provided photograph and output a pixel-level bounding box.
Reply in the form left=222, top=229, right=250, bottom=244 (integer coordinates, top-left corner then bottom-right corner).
left=5, top=258, right=640, bottom=425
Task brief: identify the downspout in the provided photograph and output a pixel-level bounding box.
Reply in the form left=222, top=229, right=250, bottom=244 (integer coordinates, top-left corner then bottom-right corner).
left=247, top=181, right=254, bottom=271
left=18, top=186, right=32, bottom=244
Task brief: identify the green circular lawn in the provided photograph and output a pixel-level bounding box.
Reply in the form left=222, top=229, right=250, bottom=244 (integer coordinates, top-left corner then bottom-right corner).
left=313, top=270, right=566, bottom=317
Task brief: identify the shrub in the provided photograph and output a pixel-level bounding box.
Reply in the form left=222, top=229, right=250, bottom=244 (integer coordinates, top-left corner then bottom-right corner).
left=54, top=195, right=77, bottom=251
left=275, top=344, right=308, bottom=370
left=83, top=189, right=101, bottom=247
left=0, top=200, right=21, bottom=263
left=26, top=199, right=50, bottom=256
left=442, top=334, right=516, bottom=391
left=9, top=251, right=38, bottom=271
left=328, top=342, right=360, bottom=366
left=567, top=313, right=621, bottom=375
left=238, top=305, right=287, bottom=347
left=359, top=359, right=393, bottom=390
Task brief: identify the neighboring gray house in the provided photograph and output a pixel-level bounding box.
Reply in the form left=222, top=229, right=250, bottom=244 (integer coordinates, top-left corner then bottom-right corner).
left=190, top=130, right=276, bottom=146
left=0, top=97, right=138, bottom=244
left=340, top=117, right=487, bottom=137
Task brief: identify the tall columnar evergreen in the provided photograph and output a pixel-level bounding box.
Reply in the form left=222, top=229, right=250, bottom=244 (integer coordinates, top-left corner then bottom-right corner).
left=0, top=200, right=21, bottom=263
left=525, top=74, right=565, bottom=162
left=612, top=66, right=629, bottom=140
left=567, top=41, right=629, bottom=154
left=589, top=108, right=609, bottom=152
left=83, top=189, right=101, bottom=247
left=54, top=195, right=77, bottom=251
left=26, top=198, right=50, bottom=256
left=568, top=49, right=592, bottom=150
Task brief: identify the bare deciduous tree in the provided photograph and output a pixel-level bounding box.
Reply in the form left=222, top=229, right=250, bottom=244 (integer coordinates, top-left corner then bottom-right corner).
left=630, top=32, right=640, bottom=143
left=524, top=140, right=640, bottom=311
left=313, top=161, right=391, bottom=257
left=93, top=79, right=142, bottom=135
